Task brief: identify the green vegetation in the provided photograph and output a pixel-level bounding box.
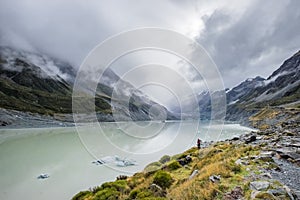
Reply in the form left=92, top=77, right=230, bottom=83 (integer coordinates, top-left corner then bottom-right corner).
left=73, top=141, right=292, bottom=200
left=166, top=160, right=181, bottom=171
left=0, top=68, right=112, bottom=115
left=249, top=105, right=300, bottom=129
left=158, top=155, right=170, bottom=164
left=0, top=80, right=113, bottom=115
left=153, top=171, right=173, bottom=189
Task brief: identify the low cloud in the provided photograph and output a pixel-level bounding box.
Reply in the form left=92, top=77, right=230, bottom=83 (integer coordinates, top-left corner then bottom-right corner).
left=198, top=0, right=300, bottom=87
left=0, top=0, right=299, bottom=107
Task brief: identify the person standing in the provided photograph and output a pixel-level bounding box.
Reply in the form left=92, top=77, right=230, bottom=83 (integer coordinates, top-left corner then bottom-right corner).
left=197, top=138, right=201, bottom=149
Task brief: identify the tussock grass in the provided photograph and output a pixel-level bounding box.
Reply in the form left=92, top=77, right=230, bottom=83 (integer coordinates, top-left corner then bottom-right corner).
left=73, top=143, right=262, bottom=200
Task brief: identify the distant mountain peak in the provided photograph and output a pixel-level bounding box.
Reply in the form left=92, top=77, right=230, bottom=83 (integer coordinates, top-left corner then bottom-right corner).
left=245, top=76, right=265, bottom=82
left=292, top=50, right=300, bottom=57
left=268, top=50, right=300, bottom=80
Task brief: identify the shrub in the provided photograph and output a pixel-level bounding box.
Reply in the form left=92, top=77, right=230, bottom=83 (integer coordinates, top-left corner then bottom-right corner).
left=94, top=188, right=119, bottom=200
left=144, top=161, right=162, bottom=173
left=255, top=192, right=277, bottom=199
left=72, top=191, right=91, bottom=200
left=167, top=160, right=181, bottom=170
left=159, top=155, right=170, bottom=164
left=136, top=190, right=153, bottom=199
left=129, top=188, right=154, bottom=199
left=225, top=161, right=242, bottom=174
left=153, top=170, right=173, bottom=189
left=129, top=189, right=140, bottom=199
left=101, top=180, right=128, bottom=192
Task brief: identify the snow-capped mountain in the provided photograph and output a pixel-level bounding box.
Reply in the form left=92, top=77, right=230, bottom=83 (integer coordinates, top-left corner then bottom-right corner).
left=226, top=76, right=266, bottom=105
left=253, top=51, right=300, bottom=103
left=226, top=50, right=300, bottom=122
left=173, top=50, right=300, bottom=122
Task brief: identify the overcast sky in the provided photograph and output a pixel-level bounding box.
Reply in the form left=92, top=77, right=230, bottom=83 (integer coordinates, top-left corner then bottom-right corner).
left=1, top=0, right=299, bottom=100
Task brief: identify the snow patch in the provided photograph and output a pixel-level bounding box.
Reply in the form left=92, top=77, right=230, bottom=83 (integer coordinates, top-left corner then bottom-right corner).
left=255, top=79, right=300, bottom=102
left=228, top=99, right=239, bottom=105
left=264, top=71, right=289, bottom=85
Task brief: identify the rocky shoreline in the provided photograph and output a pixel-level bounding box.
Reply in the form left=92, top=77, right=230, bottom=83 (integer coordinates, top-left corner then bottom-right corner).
left=221, top=105, right=300, bottom=199
left=0, top=108, right=74, bottom=128
left=2, top=105, right=299, bottom=199
left=226, top=127, right=300, bottom=199
left=72, top=106, right=299, bottom=200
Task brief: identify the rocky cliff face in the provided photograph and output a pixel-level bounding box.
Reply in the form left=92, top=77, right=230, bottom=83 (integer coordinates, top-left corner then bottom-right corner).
left=227, top=50, right=300, bottom=122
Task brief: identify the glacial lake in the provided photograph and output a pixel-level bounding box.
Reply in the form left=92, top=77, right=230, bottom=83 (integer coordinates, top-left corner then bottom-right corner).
left=0, top=121, right=254, bottom=200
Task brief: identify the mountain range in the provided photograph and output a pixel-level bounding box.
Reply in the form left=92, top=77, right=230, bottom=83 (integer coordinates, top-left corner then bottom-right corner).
left=226, top=50, right=300, bottom=122
left=0, top=46, right=299, bottom=126
left=172, top=50, right=300, bottom=123
left=0, top=46, right=176, bottom=126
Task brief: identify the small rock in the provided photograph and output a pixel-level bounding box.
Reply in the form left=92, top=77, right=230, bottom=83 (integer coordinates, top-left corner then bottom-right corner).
left=149, top=183, right=166, bottom=197
left=149, top=183, right=162, bottom=192
left=279, top=152, right=300, bottom=161
left=283, top=130, right=296, bottom=136
left=251, top=190, right=260, bottom=199
left=232, top=135, right=240, bottom=141
left=245, top=135, right=256, bottom=144
left=294, top=190, right=300, bottom=199
left=290, top=143, right=300, bottom=148
left=189, top=170, right=198, bottom=180
left=268, top=188, right=286, bottom=196
left=235, top=159, right=249, bottom=165
left=259, top=151, right=275, bottom=161
left=209, top=175, right=221, bottom=183
left=177, top=155, right=192, bottom=166
left=223, top=186, right=244, bottom=200
left=260, top=151, right=275, bottom=158
left=235, top=159, right=243, bottom=165
left=283, top=185, right=296, bottom=200
left=250, top=181, right=270, bottom=191
left=256, top=136, right=263, bottom=140
left=260, top=172, right=272, bottom=179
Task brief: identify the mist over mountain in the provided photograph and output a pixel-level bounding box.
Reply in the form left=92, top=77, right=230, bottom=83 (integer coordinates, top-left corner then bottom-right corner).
left=0, top=46, right=177, bottom=126
left=179, top=50, right=300, bottom=123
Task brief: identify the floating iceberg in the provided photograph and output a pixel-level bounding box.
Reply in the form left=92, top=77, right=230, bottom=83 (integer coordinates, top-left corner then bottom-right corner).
left=92, top=155, right=137, bottom=167
left=37, top=173, right=49, bottom=179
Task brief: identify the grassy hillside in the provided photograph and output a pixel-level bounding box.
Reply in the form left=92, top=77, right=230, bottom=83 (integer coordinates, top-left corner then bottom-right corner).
left=72, top=141, right=293, bottom=200
left=0, top=75, right=112, bottom=116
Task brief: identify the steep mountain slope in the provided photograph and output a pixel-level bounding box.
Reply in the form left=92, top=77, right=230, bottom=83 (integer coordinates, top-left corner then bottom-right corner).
left=226, top=76, right=266, bottom=105
left=0, top=46, right=176, bottom=125
left=226, top=50, right=300, bottom=122
left=182, top=50, right=300, bottom=122
left=0, top=47, right=77, bottom=115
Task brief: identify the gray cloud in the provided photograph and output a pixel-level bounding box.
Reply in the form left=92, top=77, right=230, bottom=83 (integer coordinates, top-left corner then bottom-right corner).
left=0, top=0, right=199, bottom=67
left=198, top=0, right=300, bottom=87
left=0, top=0, right=299, bottom=102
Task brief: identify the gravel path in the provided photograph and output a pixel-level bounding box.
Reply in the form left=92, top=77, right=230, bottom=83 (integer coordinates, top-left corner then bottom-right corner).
left=271, top=158, right=300, bottom=197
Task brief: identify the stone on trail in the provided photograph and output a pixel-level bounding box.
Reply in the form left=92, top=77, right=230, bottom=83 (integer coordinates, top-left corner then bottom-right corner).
left=250, top=181, right=270, bottom=191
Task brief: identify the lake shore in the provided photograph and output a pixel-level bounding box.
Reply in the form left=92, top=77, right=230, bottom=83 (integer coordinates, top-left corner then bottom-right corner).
left=72, top=107, right=300, bottom=199
left=73, top=126, right=300, bottom=200
left=0, top=121, right=253, bottom=200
